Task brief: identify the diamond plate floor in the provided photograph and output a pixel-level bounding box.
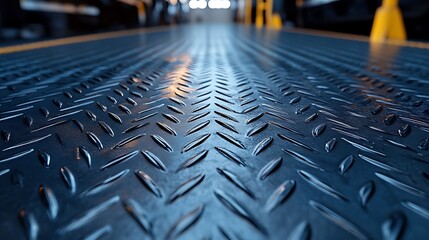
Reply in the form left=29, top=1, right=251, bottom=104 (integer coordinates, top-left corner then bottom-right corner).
left=0, top=24, right=429, bottom=240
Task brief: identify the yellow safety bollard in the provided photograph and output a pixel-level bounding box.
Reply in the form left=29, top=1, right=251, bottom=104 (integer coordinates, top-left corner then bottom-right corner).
left=255, top=0, right=267, bottom=28
left=370, top=0, right=406, bottom=43
left=255, top=0, right=282, bottom=29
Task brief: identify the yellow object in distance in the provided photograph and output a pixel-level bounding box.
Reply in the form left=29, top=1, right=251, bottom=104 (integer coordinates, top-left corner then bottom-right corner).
left=370, top=0, right=406, bottom=43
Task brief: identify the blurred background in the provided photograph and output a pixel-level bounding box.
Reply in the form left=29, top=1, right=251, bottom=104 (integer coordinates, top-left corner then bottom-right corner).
left=0, top=0, right=428, bottom=43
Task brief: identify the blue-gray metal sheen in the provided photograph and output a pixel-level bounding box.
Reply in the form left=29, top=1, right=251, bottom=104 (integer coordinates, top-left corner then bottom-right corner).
left=0, top=25, right=429, bottom=240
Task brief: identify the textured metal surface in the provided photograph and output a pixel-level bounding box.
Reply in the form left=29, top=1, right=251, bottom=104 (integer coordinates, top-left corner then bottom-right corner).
left=1, top=25, right=429, bottom=240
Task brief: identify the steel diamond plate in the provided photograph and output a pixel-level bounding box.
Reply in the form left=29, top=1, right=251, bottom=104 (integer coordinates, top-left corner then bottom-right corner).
left=0, top=25, right=429, bottom=239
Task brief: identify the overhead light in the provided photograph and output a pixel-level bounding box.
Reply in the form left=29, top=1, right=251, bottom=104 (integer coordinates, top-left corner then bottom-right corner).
left=189, top=0, right=198, bottom=9
left=208, top=0, right=230, bottom=9
left=198, top=0, right=207, bottom=9
left=189, top=0, right=207, bottom=9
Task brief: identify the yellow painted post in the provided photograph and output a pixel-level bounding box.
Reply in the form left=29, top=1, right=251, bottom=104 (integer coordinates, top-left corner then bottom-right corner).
left=136, top=1, right=146, bottom=25
left=245, top=0, right=252, bottom=24
left=266, top=0, right=273, bottom=26
left=370, top=0, right=406, bottom=43
left=255, top=0, right=265, bottom=28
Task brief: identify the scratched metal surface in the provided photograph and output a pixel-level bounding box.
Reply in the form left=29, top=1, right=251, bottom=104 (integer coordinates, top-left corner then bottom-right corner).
left=0, top=25, right=429, bottom=240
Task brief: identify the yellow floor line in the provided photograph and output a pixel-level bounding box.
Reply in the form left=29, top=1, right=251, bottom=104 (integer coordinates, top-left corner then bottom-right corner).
left=283, top=27, right=429, bottom=49
left=0, top=26, right=172, bottom=55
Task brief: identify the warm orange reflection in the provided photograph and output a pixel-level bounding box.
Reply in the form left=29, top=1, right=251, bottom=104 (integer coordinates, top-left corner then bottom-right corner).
left=369, top=42, right=400, bottom=72
left=165, top=54, right=193, bottom=95
left=356, top=43, right=402, bottom=107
